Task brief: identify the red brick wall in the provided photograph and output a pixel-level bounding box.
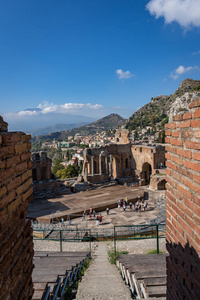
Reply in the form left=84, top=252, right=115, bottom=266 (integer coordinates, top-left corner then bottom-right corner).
left=165, top=99, right=200, bottom=300
left=0, top=117, right=34, bottom=300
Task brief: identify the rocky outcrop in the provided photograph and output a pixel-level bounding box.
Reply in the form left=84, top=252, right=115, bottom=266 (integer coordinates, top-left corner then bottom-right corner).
left=126, top=78, right=200, bottom=132
left=169, top=91, right=200, bottom=122
left=0, top=116, right=8, bottom=132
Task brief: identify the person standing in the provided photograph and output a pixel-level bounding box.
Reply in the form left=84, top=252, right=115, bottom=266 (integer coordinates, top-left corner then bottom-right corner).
left=123, top=204, right=126, bottom=212
left=82, top=210, right=86, bottom=220
left=144, top=201, right=148, bottom=211
left=89, top=207, right=93, bottom=216
left=99, top=214, right=102, bottom=224
left=106, top=207, right=109, bottom=215
left=118, top=202, right=121, bottom=211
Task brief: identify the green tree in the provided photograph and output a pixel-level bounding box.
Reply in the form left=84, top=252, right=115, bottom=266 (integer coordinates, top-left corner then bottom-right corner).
left=52, top=158, right=64, bottom=175
left=56, top=165, right=78, bottom=179
left=134, top=130, right=139, bottom=139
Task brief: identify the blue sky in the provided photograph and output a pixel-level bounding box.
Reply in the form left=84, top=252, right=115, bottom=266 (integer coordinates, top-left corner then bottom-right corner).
left=1, top=0, right=200, bottom=131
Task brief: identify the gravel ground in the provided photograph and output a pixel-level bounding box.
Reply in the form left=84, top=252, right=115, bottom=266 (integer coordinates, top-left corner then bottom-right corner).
left=34, top=237, right=167, bottom=254
left=109, top=238, right=167, bottom=254
left=34, top=240, right=91, bottom=252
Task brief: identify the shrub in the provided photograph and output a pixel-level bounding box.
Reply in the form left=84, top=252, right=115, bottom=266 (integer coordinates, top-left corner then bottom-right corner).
left=107, top=248, right=129, bottom=265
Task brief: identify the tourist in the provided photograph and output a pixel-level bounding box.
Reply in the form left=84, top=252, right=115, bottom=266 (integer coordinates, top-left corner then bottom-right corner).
left=138, top=202, right=142, bottom=212
left=99, top=214, right=102, bottom=224
left=93, top=210, right=96, bottom=217
left=106, top=207, right=109, bottom=215
left=144, top=201, right=148, bottom=211
left=135, top=201, right=139, bottom=212
left=89, top=214, right=92, bottom=221
left=89, top=207, right=93, bottom=215
left=96, top=215, right=99, bottom=226
left=129, top=202, right=132, bottom=210
left=118, top=202, right=121, bottom=211
left=123, top=204, right=126, bottom=212
left=82, top=210, right=86, bottom=220
left=120, top=198, right=123, bottom=207
left=125, top=197, right=128, bottom=206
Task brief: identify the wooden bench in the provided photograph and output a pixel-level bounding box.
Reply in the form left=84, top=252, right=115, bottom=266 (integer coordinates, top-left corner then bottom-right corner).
left=32, top=251, right=90, bottom=300
left=117, top=254, right=168, bottom=299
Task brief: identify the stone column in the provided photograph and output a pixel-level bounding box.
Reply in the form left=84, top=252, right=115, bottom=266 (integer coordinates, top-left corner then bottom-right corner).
left=99, top=154, right=102, bottom=175
left=85, top=162, right=88, bottom=177
left=91, top=156, right=94, bottom=176
left=105, top=155, right=108, bottom=174
left=110, top=155, right=113, bottom=178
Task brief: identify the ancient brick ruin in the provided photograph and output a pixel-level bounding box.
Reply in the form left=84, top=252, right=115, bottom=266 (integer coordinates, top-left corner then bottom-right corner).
left=83, top=132, right=166, bottom=189
left=32, top=151, right=52, bottom=181
left=0, top=116, right=34, bottom=299
left=165, top=99, right=200, bottom=299
left=31, top=151, right=71, bottom=200
left=115, top=127, right=130, bottom=144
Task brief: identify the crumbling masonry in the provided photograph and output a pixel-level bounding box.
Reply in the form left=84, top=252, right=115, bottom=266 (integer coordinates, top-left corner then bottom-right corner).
left=165, top=99, right=200, bottom=299
left=0, top=116, right=34, bottom=299
left=83, top=128, right=166, bottom=187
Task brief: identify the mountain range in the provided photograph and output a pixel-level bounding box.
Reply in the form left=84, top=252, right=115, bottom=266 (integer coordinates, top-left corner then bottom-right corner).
left=28, top=122, right=90, bottom=137
left=32, top=113, right=126, bottom=142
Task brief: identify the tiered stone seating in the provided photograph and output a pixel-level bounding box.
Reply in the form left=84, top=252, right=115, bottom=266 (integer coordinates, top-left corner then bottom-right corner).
left=32, top=251, right=90, bottom=300
left=116, top=254, right=168, bottom=299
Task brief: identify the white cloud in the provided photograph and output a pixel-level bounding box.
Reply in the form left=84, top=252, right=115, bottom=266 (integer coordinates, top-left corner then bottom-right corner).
left=18, top=110, right=39, bottom=116
left=3, top=101, right=105, bottom=131
left=37, top=101, right=50, bottom=109
left=146, top=0, right=200, bottom=29
left=193, top=50, right=200, bottom=55
left=14, top=102, right=104, bottom=116
left=116, top=69, right=133, bottom=79
left=170, top=65, right=198, bottom=80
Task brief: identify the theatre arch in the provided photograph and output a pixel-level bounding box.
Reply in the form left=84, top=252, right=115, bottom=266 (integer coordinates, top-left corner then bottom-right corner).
left=142, top=162, right=152, bottom=185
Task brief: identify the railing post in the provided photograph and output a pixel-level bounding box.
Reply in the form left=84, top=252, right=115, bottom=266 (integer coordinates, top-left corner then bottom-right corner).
left=156, top=224, right=159, bottom=254
left=89, top=229, right=91, bottom=255
left=60, top=230, right=62, bottom=252
left=114, top=226, right=116, bottom=254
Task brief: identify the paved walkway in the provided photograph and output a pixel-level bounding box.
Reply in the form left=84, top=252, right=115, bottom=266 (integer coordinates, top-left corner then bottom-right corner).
left=28, top=185, right=146, bottom=222
left=75, top=243, right=132, bottom=300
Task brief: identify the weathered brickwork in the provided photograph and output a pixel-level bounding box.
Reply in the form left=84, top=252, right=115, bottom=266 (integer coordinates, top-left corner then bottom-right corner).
left=83, top=142, right=165, bottom=188
left=165, top=99, right=200, bottom=300
left=0, top=116, right=34, bottom=300
left=32, top=151, right=52, bottom=181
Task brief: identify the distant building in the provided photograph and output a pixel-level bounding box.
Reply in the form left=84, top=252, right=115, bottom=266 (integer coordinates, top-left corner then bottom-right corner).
left=57, top=141, right=76, bottom=149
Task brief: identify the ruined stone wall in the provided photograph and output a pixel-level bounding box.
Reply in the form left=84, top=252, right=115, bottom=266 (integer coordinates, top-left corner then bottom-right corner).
left=165, top=99, right=200, bottom=299
left=131, top=145, right=165, bottom=172
left=0, top=117, right=34, bottom=299
left=83, top=143, right=132, bottom=181
left=115, top=127, right=130, bottom=144
left=32, top=151, right=52, bottom=181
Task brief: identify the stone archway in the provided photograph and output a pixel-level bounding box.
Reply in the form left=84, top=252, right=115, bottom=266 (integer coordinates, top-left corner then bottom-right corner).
left=158, top=179, right=166, bottom=190
left=32, top=169, right=37, bottom=181
left=41, top=167, right=46, bottom=180
left=142, top=162, right=152, bottom=185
